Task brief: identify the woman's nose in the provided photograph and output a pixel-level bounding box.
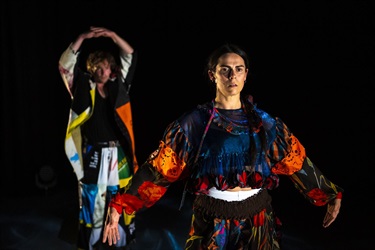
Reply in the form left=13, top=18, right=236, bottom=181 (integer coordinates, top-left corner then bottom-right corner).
left=229, top=70, right=236, bottom=79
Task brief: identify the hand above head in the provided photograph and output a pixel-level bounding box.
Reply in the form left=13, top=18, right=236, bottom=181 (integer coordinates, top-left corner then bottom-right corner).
left=71, top=26, right=134, bottom=56
left=102, top=207, right=121, bottom=245
left=322, top=197, right=341, bottom=228
left=88, top=26, right=115, bottom=39
left=91, top=26, right=134, bottom=54
left=76, top=26, right=114, bottom=41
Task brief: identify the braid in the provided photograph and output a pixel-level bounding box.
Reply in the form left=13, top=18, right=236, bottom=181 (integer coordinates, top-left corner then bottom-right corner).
left=242, top=95, right=268, bottom=166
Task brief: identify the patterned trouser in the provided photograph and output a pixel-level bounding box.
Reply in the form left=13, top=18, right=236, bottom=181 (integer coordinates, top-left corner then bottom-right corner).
left=185, top=189, right=281, bottom=250
left=78, top=145, right=134, bottom=250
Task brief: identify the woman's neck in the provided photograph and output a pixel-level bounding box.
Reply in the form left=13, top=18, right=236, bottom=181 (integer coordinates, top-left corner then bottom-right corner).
left=97, top=83, right=107, bottom=98
left=214, top=96, right=241, bottom=109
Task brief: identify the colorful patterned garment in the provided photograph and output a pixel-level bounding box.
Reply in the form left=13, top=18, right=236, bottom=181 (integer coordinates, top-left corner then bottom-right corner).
left=110, top=97, right=343, bottom=250
left=58, top=45, right=138, bottom=249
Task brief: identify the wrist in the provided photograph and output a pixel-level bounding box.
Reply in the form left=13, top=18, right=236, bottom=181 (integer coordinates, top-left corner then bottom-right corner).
left=109, top=200, right=123, bottom=214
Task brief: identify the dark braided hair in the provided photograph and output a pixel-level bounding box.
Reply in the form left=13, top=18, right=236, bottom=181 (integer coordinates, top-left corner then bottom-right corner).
left=242, top=95, right=268, bottom=166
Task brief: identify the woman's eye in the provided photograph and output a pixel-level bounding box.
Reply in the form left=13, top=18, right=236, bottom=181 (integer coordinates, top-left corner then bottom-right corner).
left=220, top=68, right=229, bottom=73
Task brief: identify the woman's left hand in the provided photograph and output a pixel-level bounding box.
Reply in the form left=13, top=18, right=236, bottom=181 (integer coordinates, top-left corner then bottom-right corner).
left=323, top=198, right=341, bottom=228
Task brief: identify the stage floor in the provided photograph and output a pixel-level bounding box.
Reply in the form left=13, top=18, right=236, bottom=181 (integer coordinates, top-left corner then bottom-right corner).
left=0, top=179, right=369, bottom=250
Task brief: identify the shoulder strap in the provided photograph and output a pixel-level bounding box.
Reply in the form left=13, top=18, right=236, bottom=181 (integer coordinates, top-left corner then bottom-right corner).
left=178, top=103, right=215, bottom=210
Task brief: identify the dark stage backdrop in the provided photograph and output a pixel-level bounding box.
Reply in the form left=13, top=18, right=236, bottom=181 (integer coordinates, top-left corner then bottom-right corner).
left=1, top=1, right=374, bottom=249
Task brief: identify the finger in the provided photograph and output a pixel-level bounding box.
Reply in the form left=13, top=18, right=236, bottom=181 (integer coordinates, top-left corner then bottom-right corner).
left=107, top=230, right=112, bottom=246
left=116, top=227, right=120, bottom=240
left=323, top=213, right=335, bottom=227
left=112, top=230, right=117, bottom=245
left=102, top=225, right=110, bottom=243
left=110, top=228, right=117, bottom=246
left=323, top=218, right=334, bottom=227
left=102, top=227, right=108, bottom=243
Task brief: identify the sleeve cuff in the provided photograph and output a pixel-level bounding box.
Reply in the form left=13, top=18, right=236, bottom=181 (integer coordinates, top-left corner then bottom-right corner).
left=109, top=192, right=124, bottom=214
left=109, top=200, right=123, bottom=214
left=336, top=192, right=343, bottom=199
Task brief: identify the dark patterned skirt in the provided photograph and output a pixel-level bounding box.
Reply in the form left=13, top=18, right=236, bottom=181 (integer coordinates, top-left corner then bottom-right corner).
left=185, top=189, right=281, bottom=250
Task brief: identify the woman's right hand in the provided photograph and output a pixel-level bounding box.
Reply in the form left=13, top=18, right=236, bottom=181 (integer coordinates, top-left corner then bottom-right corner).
left=80, top=28, right=97, bottom=40
left=102, top=207, right=121, bottom=246
left=70, top=28, right=97, bottom=53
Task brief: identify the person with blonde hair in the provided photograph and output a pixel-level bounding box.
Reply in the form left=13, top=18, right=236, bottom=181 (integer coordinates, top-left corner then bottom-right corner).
left=58, top=26, right=139, bottom=250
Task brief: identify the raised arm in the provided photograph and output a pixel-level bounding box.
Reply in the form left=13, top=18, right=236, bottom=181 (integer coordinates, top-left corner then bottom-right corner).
left=88, top=26, right=134, bottom=54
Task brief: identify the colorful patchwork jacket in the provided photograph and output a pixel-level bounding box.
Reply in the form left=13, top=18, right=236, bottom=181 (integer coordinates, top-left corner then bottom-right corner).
left=58, top=44, right=139, bottom=182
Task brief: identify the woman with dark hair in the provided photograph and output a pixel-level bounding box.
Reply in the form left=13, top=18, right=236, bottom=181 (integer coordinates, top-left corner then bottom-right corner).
left=102, top=43, right=343, bottom=250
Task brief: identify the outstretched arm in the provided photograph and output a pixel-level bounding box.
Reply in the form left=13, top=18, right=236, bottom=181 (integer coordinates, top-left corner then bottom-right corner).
left=268, top=118, right=344, bottom=228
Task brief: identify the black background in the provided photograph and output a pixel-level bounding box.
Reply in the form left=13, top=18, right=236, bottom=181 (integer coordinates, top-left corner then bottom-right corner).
left=1, top=1, right=374, bottom=249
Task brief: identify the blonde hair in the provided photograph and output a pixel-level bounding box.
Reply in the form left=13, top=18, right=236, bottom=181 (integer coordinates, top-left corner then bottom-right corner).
left=86, top=51, right=117, bottom=75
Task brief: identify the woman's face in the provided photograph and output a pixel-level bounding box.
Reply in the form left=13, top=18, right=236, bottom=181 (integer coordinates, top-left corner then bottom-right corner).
left=92, top=59, right=112, bottom=84
left=210, top=53, right=248, bottom=98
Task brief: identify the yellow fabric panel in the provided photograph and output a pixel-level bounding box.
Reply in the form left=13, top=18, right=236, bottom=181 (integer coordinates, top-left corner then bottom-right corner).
left=122, top=212, right=135, bottom=226
left=66, top=88, right=95, bottom=135
left=119, top=176, right=133, bottom=190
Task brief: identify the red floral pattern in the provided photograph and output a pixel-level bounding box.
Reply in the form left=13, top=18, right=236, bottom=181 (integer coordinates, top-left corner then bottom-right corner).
left=110, top=193, right=144, bottom=215
left=138, top=181, right=167, bottom=208
left=307, top=188, right=329, bottom=206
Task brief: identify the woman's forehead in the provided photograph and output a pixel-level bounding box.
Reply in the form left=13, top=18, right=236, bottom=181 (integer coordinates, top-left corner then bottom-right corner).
left=217, top=53, right=244, bottom=66
left=96, top=59, right=110, bottom=67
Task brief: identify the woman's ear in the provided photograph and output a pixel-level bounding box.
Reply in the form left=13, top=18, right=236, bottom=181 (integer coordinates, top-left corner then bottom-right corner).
left=208, top=70, right=215, bottom=81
